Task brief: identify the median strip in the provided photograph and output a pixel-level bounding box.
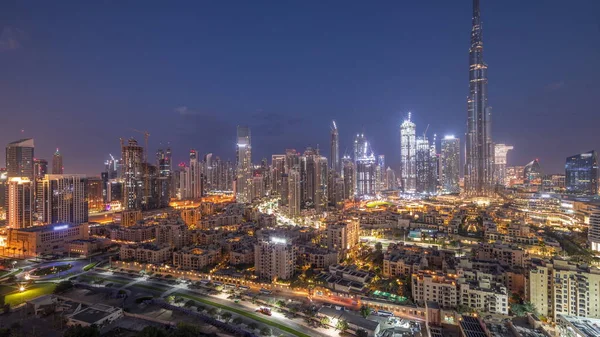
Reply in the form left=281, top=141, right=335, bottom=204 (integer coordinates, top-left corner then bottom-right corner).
left=174, top=292, right=311, bottom=337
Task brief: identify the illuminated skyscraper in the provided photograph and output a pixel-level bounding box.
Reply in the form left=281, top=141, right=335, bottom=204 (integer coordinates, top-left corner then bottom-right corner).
left=415, top=136, right=434, bottom=193
left=288, top=168, right=301, bottom=217
left=441, top=136, right=460, bottom=193
left=236, top=126, right=252, bottom=203
left=353, top=133, right=367, bottom=164
left=565, top=151, right=598, bottom=195
left=52, top=148, right=63, bottom=174
left=465, top=0, right=494, bottom=196
left=356, top=142, right=376, bottom=197
left=524, top=159, right=542, bottom=187
left=121, top=138, right=143, bottom=210
left=6, top=138, right=34, bottom=180
left=376, top=155, right=385, bottom=192
left=34, top=159, right=48, bottom=179
left=494, top=144, right=514, bottom=186
left=41, top=174, right=88, bottom=225
left=385, top=167, right=397, bottom=190
left=400, top=114, right=416, bottom=192
left=7, top=177, right=33, bottom=228
left=342, top=156, right=355, bottom=199
left=188, top=149, right=202, bottom=199
left=330, top=121, right=340, bottom=173
left=156, top=147, right=172, bottom=178
left=271, top=155, right=285, bottom=197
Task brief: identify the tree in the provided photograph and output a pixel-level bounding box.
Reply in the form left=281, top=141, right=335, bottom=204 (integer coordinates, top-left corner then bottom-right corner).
left=359, top=305, right=371, bottom=318
left=319, top=316, right=330, bottom=326
left=64, top=325, right=100, bottom=337
left=374, top=242, right=383, bottom=252
left=232, top=317, right=243, bottom=325
left=184, top=300, right=195, bottom=308
left=356, top=329, right=369, bottom=337
left=248, top=323, right=259, bottom=330
left=53, top=281, right=73, bottom=294
left=207, top=307, right=218, bottom=317
left=221, top=312, right=232, bottom=322
left=136, top=326, right=167, bottom=337
left=275, top=300, right=286, bottom=308
left=336, top=319, right=349, bottom=333
left=166, top=296, right=175, bottom=304
left=260, top=327, right=272, bottom=336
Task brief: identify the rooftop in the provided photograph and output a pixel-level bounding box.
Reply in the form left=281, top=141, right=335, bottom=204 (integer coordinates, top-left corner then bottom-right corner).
left=559, top=315, right=600, bottom=337
left=460, top=316, right=487, bottom=337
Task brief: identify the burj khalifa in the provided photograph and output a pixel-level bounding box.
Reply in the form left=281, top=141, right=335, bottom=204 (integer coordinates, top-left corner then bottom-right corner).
left=465, top=0, right=494, bottom=196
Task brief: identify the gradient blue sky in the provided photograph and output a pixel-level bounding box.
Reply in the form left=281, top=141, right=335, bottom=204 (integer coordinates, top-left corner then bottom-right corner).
left=1, top=0, right=599, bottom=175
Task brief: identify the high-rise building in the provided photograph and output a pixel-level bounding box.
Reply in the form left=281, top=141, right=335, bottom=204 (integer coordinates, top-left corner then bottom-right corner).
left=376, top=155, right=385, bottom=192
left=385, top=167, right=397, bottom=190
left=356, top=143, right=376, bottom=197
left=465, top=0, right=494, bottom=196
left=353, top=133, right=367, bottom=164
left=589, top=212, right=600, bottom=253
left=105, top=154, right=120, bottom=180
left=188, top=149, right=202, bottom=199
left=41, top=174, right=88, bottom=225
left=287, top=168, right=301, bottom=217
left=121, top=138, right=143, bottom=210
left=6, top=138, right=34, bottom=180
left=0, top=169, right=7, bottom=212
left=415, top=136, right=434, bottom=194
left=441, top=136, right=460, bottom=193
left=565, top=151, right=598, bottom=195
left=326, top=219, right=360, bottom=253
left=271, top=155, right=285, bottom=197
left=494, top=144, right=514, bottom=186
left=156, top=147, right=172, bottom=178
left=236, top=126, right=252, bottom=203
left=7, top=177, right=33, bottom=228
left=254, top=236, right=297, bottom=281
left=52, top=148, right=63, bottom=174
left=342, top=156, right=355, bottom=199
left=86, top=177, right=104, bottom=212
left=524, top=159, right=542, bottom=187
left=400, top=114, right=416, bottom=193
left=34, top=159, right=48, bottom=179
left=330, top=121, right=340, bottom=173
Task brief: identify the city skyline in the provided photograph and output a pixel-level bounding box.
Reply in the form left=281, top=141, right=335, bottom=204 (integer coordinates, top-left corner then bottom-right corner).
left=1, top=1, right=599, bottom=175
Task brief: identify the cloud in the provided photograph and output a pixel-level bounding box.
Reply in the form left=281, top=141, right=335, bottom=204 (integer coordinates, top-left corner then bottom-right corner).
left=174, top=106, right=199, bottom=116
left=0, top=27, right=26, bottom=52
left=545, top=81, right=565, bottom=91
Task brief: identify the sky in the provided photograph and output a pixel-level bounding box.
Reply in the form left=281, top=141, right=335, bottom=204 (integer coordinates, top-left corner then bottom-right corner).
left=0, top=0, right=599, bottom=175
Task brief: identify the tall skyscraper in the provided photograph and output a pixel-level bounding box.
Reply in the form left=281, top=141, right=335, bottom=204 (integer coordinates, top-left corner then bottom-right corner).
left=41, top=174, right=88, bottom=225
left=441, top=136, right=460, bottom=193
left=353, top=133, right=367, bottom=164
left=34, top=159, right=48, bottom=179
left=385, top=167, right=397, bottom=190
left=494, top=144, right=514, bottom=186
left=156, top=147, right=172, bottom=178
left=288, top=168, right=301, bottom=217
left=376, top=155, right=385, bottom=192
left=52, top=148, right=64, bottom=174
left=589, top=212, right=600, bottom=252
left=565, top=151, right=599, bottom=195
left=342, top=156, right=355, bottom=199
left=188, top=149, right=203, bottom=199
left=236, top=126, right=252, bottom=203
left=6, top=138, right=34, bottom=180
left=524, top=159, right=542, bottom=187
left=7, top=177, right=33, bottom=228
left=415, top=136, right=434, bottom=194
left=121, top=138, right=143, bottom=210
left=400, top=113, right=416, bottom=192
left=356, top=141, right=376, bottom=197
left=465, top=0, right=494, bottom=196
left=271, top=155, right=285, bottom=197
left=330, top=121, right=340, bottom=173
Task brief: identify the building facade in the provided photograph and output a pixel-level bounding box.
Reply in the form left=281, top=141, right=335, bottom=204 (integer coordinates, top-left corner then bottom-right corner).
left=565, top=151, right=598, bottom=195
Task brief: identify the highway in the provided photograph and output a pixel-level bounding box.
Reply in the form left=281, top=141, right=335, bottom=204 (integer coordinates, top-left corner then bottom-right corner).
left=83, top=270, right=333, bottom=337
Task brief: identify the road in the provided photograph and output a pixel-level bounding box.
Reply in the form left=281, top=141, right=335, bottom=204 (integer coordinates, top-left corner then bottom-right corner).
left=83, top=270, right=332, bottom=337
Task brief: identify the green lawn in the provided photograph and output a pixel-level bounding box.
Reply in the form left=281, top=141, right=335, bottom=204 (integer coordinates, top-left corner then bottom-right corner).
left=83, top=262, right=99, bottom=271
left=175, top=292, right=311, bottom=337
left=3, top=283, right=57, bottom=306
left=366, top=200, right=392, bottom=208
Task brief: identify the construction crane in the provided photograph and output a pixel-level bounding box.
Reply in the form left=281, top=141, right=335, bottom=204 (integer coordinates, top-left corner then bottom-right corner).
left=130, top=128, right=151, bottom=208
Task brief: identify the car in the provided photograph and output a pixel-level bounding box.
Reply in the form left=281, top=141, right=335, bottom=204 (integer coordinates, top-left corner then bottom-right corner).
left=255, top=307, right=272, bottom=316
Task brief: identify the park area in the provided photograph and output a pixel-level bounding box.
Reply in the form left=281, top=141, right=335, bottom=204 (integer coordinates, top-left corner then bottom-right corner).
left=31, top=264, right=72, bottom=276
left=1, top=283, right=57, bottom=306
left=366, top=200, right=392, bottom=208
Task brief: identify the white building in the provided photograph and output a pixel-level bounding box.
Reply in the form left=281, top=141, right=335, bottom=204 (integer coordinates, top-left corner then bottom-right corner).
left=254, top=236, right=297, bottom=281
left=400, top=113, right=416, bottom=192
